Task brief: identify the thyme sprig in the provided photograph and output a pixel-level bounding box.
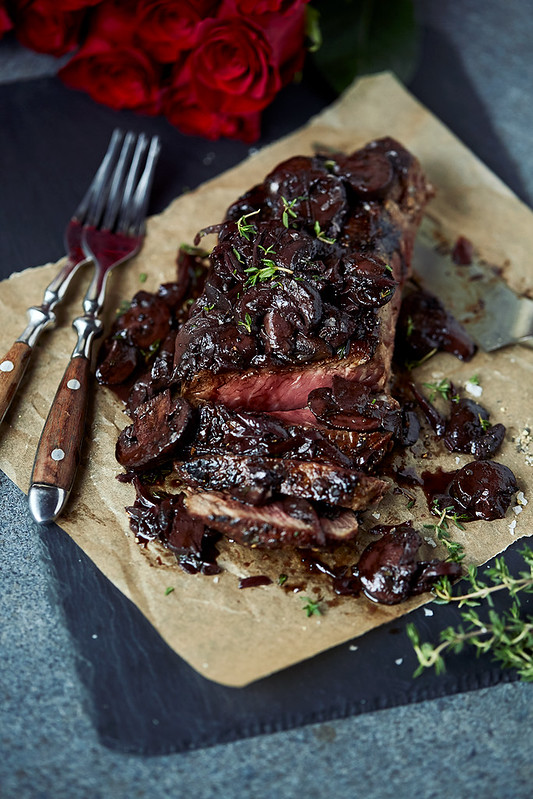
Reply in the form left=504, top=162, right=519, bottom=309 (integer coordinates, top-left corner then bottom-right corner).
left=423, top=378, right=451, bottom=402
left=243, top=263, right=293, bottom=287
left=478, top=414, right=491, bottom=431
left=302, top=596, right=323, bottom=617
left=407, top=547, right=533, bottom=680
left=406, top=347, right=437, bottom=370
left=423, top=500, right=467, bottom=562
left=313, top=220, right=336, bottom=244
left=238, top=312, right=253, bottom=334
left=237, top=209, right=260, bottom=240
left=281, top=195, right=305, bottom=228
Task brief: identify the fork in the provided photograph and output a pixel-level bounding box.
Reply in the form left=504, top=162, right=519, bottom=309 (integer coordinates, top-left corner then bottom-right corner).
left=28, top=130, right=161, bottom=524
left=0, top=129, right=126, bottom=426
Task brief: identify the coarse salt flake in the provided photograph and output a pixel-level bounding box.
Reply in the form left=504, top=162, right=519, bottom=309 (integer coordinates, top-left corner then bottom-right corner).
left=424, top=608, right=434, bottom=617
left=424, top=536, right=437, bottom=548
left=349, top=645, right=358, bottom=652
left=395, top=658, right=403, bottom=666
left=465, top=381, right=483, bottom=398
left=513, top=505, right=523, bottom=515
left=509, top=519, right=517, bottom=535
left=372, top=511, right=381, bottom=519
left=517, top=491, right=528, bottom=506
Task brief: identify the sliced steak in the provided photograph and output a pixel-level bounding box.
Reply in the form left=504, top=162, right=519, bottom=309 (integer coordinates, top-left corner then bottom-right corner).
left=184, top=490, right=360, bottom=548
left=173, top=137, right=433, bottom=410
left=184, top=491, right=328, bottom=548
left=173, top=453, right=387, bottom=510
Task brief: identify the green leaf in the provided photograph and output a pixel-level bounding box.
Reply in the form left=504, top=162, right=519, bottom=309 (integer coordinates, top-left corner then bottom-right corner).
left=305, top=5, right=322, bottom=53
left=310, top=0, right=420, bottom=94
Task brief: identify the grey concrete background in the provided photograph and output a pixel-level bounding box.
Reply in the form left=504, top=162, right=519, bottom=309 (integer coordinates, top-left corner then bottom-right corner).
left=1, top=1, right=533, bottom=797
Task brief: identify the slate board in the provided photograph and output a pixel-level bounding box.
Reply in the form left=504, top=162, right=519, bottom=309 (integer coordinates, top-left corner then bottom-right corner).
left=1, top=39, right=531, bottom=754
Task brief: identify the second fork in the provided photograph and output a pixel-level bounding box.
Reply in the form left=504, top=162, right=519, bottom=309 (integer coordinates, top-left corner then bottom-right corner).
left=28, top=130, right=160, bottom=524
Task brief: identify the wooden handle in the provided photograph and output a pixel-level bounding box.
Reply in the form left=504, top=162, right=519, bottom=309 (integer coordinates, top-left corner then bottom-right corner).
left=30, top=355, right=91, bottom=496
left=0, top=341, right=32, bottom=424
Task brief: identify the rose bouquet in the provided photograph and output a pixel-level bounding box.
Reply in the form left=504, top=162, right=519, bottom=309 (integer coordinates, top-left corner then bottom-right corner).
left=1, top=1, right=418, bottom=142
left=2, top=0, right=312, bottom=141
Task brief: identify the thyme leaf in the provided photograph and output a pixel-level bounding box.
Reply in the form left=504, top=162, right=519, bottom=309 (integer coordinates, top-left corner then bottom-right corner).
left=237, top=209, right=260, bottom=241
left=301, top=596, right=323, bottom=617
left=423, top=378, right=451, bottom=402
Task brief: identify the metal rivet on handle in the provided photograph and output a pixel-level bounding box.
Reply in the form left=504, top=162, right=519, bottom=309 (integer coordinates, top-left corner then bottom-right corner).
left=51, top=449, right=65, bottom=461
left=67, top=379, right=81, bottom=390
left=0, top=360, right=14, bottom=372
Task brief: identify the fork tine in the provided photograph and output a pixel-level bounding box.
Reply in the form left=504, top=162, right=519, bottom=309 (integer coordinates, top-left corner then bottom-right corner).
left=120, top=135, right=161, bottom=236
left=74, top=129, right=123, bottom=224
left=116, top=133, right=150, bottom=230
left=100, top=131, right=137, bottom=231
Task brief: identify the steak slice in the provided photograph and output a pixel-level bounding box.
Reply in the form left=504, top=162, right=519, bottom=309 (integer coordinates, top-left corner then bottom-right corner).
left=184, top=491, right=359, bottom=548
left=173, top=453, right=387, bottom=510
left=173, top=137, right=433, bottom=411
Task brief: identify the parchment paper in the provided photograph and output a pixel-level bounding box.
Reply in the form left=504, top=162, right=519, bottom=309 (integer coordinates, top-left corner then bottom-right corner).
left=1, top=73, right=531, bottom=687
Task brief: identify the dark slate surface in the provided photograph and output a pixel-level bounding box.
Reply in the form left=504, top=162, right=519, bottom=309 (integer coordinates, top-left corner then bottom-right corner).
left=1, top=0, right=533, bottom=795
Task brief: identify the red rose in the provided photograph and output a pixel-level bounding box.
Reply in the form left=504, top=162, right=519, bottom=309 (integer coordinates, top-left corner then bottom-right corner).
left=136, top=0, right=220, bottom=63
left=12, top=0, right=85, bottom=56
left=58, top=0, right=162, bottom=114
left=52, top=1, right=103, bottom=9
left=224, top=0, right=307, bottom=15
left=164, top=62, right=261, bottom=141
left=0, top=1, right=13, bottom=39
left=59, top=40, right=161, bottom=114
left=82, top=0, right=139, bottom=45
left=187, top=16, right=282, bottom=116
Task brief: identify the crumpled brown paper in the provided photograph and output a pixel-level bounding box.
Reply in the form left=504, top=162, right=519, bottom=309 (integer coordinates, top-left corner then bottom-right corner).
left=0, top=73, right=531, bottom=687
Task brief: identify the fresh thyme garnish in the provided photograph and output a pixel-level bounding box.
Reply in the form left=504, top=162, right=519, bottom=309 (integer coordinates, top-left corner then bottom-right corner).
left=301, top=596, right=322, bottom=617
left=281, top=195, right=305, bottom=228
left=423, top=499, right=467, bottom=562
left=237, top=209, right=260, bottom=240
left=406, top=315, right=414, bottom=337
left=313, top=220, right=336, bottom=244
left=478, top=414, right=491, bottom=431
left=243, top=263, right=293, bottom=287
left=180, top=242, right=210, bottom=257
left=203, top=304, right=215, bottom=313
left=468, top=374, right=480, bottom=385
left=406, top=498, right=415, bottom=509
left=336, top=343, right=349, bottom=359
left=423, top=378, right=451, bottom=402
left=278, top=574, right=288, bottom=586
left=384, top=263, right=393, bottom=274
left=232, top=247, right=244, bottom=263
left=239, top=313, right=253, bottom=334
left=164, top=586, right=175, bottom=596
left=139, top=272, right=147, bottom=283
left=407, top=546, right=533, bottom=680
left=258, top=243, right=276, bottom=257
left=406, top=347, right=438, bottom=370
left=139, top=339, right=161, bottom=362
left=115, top=299, right=131, bottom=316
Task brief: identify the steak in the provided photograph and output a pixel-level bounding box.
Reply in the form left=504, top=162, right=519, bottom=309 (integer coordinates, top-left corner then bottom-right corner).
left=173, top=137, right=433, bottom=411
left=102, top=137, right=446, bottom=592
left=184, top=491, right=359, bottom=548
left=173, top=453, right=387, bottom=510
